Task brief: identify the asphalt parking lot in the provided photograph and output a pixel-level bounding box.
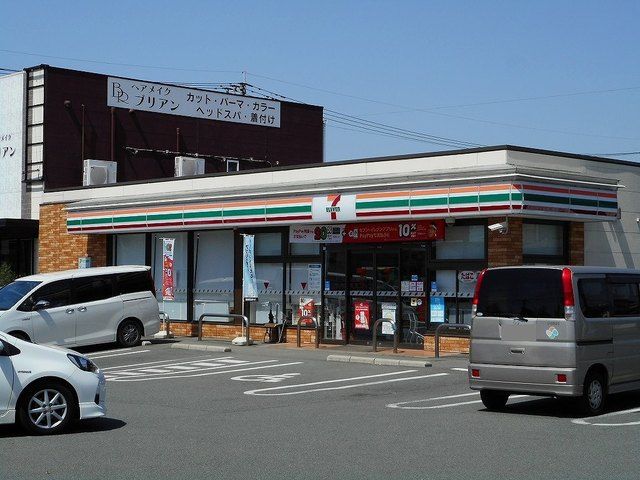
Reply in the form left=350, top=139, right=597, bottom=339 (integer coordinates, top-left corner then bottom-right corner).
left=2, top=340, right=640, bottom=480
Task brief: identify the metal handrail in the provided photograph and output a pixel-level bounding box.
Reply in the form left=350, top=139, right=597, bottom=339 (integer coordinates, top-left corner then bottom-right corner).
left=197, top=313, right=250, bottom=343
left=434, top=323, right=471, bottom=358
left=296, top=316, right=320, bottom=349
left=372, top=318, right=398, bottom=353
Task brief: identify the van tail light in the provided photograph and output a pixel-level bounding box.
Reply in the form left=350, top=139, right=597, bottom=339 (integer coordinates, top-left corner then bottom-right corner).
left=471, top=369, right=480, bottom=378
left=471, top=269, right=487, bottom=317
left=562, top=267, right=575, bottom=321
left=556, top=374, right=567, bottom=383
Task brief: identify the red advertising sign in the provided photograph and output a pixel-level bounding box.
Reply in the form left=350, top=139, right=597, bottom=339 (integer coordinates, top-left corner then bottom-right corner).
left=291, top=220, right=445, bottom=244
left=353, top=301, right=371, bottom=330
left=162, top=238, right=175, bottom=301
left=297, top=298, right=316, bottom=325
left=343, top=220, right=445, bottom=243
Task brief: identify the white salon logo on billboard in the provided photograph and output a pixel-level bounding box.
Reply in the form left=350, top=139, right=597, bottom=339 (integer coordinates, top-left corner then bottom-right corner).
left=312, top=194, right=356, bottom=222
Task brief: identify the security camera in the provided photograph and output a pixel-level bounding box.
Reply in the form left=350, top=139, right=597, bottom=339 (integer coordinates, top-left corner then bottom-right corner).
left=488, top=222, right=508, bottom=233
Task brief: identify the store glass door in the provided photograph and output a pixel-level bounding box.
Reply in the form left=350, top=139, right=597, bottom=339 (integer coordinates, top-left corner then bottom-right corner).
left=348, top=249, right=400, bottom=344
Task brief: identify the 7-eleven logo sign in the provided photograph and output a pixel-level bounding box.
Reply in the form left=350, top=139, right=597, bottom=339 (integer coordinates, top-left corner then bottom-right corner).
left=312, top=194, right=357, bottom=222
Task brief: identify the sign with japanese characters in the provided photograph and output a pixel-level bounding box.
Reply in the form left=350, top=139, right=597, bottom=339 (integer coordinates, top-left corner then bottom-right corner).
left=290, top=220, right=445, bottom=244
left=107, top=77, right=281, bottom=128
left=162, top=238, right=175, bottom=301
left=0, top=71, right=26, bottom=219
left=242, top=235, right=259, bottom=301
left=354, top=301, right=371, bottom=330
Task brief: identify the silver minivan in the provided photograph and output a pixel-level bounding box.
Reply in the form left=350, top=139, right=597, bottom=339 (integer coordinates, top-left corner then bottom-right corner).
left=0, top=266, right=160, bottom=348
left=469, top=266, right=640, bottom=415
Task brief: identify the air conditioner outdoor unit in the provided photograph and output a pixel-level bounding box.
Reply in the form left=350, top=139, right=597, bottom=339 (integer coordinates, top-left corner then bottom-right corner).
left=82, top=159, right=117, bottom=186
left=226, top=158, right=240, bottom=172
left=175, top=156, right=205, bottom=177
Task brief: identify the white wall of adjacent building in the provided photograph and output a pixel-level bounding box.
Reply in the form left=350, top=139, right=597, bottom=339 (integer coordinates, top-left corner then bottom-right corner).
left=0, top=71, right=26, bottom=219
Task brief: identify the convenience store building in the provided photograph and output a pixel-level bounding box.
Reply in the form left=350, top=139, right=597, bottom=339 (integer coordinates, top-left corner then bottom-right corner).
left=39, top=145, right=630, bottom=352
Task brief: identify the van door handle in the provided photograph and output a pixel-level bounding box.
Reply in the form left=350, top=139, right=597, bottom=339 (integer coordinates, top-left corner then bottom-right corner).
left=78, top=307, right=87, bottom=312
left=66, top=308, right=75, bottom=314
left=510, top=348, right=525, bottom=354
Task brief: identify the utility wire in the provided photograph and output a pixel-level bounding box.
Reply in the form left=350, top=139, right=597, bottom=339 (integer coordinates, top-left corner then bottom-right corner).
left=0, top=49, right=241, bottom=75
left=245, top=84, right=482, bottom=148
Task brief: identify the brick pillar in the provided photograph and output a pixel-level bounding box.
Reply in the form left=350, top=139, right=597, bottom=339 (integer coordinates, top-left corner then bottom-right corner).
left=568, top=222, right=584, bottom=265
left=39, top=204, right=107, bottom=273
left=487, top=217, right=522, bottom=267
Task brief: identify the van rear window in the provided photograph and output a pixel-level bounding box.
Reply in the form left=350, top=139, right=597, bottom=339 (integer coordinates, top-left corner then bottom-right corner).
left=476, top=268, right=564, bottom=319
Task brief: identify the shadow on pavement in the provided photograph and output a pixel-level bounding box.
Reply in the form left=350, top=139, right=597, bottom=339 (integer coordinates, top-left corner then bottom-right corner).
left=71, top=339, right=178, bottom=354
left=0, top=417, right=126, bottom=438
left=480, top=391, right=640, bottom=419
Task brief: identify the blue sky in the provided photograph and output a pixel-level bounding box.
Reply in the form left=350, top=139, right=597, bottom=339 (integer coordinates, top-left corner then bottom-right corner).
left=2, top=0, right=639, bottom=162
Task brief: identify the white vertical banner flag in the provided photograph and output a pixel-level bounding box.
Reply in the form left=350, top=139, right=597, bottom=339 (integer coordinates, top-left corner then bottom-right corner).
left=242, top=235, right=258, bottom=301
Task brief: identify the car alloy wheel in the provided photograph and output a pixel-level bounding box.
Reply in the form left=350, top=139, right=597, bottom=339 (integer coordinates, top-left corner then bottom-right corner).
left=27, top=388, right=69, bottom=431
left=118, top=320, right=142, bottom=347
left=587, top=379, right=603, bottom=411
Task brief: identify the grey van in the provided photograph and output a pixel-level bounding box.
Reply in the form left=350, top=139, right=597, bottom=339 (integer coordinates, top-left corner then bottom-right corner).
left=469, top=266, right=640, bottom=415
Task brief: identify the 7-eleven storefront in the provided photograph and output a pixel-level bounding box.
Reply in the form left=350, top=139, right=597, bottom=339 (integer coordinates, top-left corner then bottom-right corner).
left=41, top=148, right=622, bottom=352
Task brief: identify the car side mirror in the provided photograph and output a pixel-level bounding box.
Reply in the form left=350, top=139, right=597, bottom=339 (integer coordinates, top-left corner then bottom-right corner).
left=33, top=299, right=51, bottom=311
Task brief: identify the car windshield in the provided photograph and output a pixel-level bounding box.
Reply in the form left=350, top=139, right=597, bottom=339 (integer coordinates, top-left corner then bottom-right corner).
left=0, top=281, right=41, bottom=311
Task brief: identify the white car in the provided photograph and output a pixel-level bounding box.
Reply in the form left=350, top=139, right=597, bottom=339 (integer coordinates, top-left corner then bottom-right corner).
left=0, top=331, right=106, bottom=434
left=0, top=266, right=160, bottom=348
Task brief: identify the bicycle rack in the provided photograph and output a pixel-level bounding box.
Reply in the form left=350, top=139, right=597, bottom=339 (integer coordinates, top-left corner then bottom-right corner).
left=197, top=313, right=251, bottom=345
left=371, top=318, right=398, bottom=353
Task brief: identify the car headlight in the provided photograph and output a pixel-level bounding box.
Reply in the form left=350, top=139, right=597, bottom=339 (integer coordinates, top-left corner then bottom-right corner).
left=67, top=354, right=99, bottom=373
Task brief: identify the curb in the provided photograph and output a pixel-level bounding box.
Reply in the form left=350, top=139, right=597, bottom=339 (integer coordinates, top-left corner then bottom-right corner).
left=171, top=343, right=231, bottom=353
left=327, top=354, right=431, bottom=368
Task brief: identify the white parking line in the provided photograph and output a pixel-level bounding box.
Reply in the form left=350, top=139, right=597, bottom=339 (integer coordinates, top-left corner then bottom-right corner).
left=387, top=392, right=531, bottom=409
left=572, top=407, right=640, bottom=426
left=89, top=350, right=150, bottom=359
left=451, top=368, right=468, bottom=372
left=101, top=355, right=233, bottom=371
left=245, top=372, right=448, bottom=396
left=110, top=361, right=304, bottom=382
left=86, top=348, right=133, bottom=356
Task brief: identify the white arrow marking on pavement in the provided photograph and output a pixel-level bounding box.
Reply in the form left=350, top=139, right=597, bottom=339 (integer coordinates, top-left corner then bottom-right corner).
left=244, top=372, right=448, bottom=396
left=387, top=392, right=531, bottom=409
left=110, top=361, right=304, bottom=382
left=231, top=373, right=301, bottom=383
left=572, top=406, right=640, bottom=426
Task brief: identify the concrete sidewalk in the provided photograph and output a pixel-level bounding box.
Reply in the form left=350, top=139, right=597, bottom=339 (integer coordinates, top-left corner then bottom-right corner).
left=154, top=335, right=469, bottom=368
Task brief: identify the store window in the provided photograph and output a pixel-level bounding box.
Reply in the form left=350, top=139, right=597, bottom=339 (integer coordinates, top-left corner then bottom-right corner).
left=193, top=230, right=235, bottom=320
left=323, top=250, right=346, bottom=341
left=255, top=232, right=282, bottom=256
left=250, top=263, right=284, bottom=324
left=115, top=234, right=145, bottom=266
left=435, top=225, right=485, bottom=259
left=290, top=242, right=320, bottom=256
left=523, top=221, right=565, bottom=261
left=151, top=232, right=188, bottom=321
left=286, top=262, right=322, bottom=325
left=428, top=268, right=482, bottom=327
